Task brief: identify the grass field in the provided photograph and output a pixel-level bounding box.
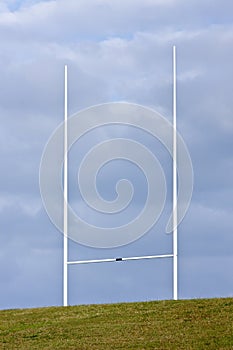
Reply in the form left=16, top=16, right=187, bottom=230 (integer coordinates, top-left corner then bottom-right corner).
left=0, top=298, right=232, bottom=349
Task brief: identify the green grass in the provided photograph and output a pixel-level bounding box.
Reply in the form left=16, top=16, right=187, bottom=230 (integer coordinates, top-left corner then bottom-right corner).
left=0, top=298, right=232, bottom=349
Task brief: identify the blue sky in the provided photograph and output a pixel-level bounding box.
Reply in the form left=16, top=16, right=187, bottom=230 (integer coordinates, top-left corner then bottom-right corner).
left=0, top=0, right=233, bottom=309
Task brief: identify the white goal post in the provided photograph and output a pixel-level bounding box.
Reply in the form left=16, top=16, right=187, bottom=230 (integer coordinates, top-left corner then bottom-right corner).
left=63, top=46, right=178, bottom=306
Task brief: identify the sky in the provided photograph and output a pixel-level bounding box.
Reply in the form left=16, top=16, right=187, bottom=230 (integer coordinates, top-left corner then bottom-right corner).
left=0, top=0, right=233, bottom=310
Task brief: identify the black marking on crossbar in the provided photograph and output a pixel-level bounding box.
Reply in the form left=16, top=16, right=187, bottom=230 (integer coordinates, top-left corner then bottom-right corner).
left=116, top=257, right=123, bottom=262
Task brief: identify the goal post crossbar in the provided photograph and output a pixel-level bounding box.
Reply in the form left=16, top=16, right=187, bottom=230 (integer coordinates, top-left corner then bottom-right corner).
left=67, top=254, right=174, bottom=265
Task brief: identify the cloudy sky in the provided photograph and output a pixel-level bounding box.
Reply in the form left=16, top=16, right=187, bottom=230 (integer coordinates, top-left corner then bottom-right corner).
left=0, top=0, right=233, bottom=310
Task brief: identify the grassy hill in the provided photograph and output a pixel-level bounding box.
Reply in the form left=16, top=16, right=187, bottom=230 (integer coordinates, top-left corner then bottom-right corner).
left=0, top=298, right=232, bottom=349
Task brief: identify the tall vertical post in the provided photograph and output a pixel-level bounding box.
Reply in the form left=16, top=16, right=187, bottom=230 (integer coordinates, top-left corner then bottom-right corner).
left=63, top=65, right=68, bottom=306
left=172, top=46, right=178, bottom=300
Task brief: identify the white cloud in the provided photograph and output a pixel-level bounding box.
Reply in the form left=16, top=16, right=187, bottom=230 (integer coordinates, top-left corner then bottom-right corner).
left=0, top=194, right=42, bottom=216
left=1, top=0, right=233, bottom=308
